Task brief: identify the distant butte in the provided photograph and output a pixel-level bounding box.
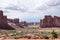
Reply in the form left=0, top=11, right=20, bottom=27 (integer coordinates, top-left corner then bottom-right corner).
left=40, top=15, right=60, bottom=28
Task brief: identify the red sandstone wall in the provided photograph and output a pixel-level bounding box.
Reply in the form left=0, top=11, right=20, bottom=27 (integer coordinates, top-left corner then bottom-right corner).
left=0, top=10, right=15, bottom=30
left=13, top=18, right=19, bottom=24
left=8, top=18, right=19, bottom=24
left=53, top=16, right=60, bottom=27
left=0, top=10, right=7, bottom=26
left=40, top=15, right=60, bottom=28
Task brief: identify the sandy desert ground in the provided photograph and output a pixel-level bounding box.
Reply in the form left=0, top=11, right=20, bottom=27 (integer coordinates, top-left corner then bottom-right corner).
left=0, top=25, right=60, bottom=40
left=0, top=38, right=60, bottom=40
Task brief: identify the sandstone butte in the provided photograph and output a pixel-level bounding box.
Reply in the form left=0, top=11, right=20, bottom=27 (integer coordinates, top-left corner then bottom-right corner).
left=40, top=15, right=60, bottom=28
left=0, top=10, right=16, bottom=30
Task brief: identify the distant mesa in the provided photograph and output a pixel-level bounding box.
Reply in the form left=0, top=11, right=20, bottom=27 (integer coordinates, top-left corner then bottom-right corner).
left=40, top=15, right=60, bottom=28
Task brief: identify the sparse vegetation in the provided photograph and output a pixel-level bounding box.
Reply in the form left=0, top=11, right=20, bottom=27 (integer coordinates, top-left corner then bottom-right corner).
left=0, top=28, right=59, bottom=39
left=40, top=34, right=49, bottom=39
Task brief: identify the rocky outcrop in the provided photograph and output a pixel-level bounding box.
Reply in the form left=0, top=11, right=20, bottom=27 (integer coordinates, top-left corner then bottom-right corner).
left=8, top=18, right=19, bottom=25
left=40, top=15, right=60, bottom=28
left=7, top=18, right=21, bottom=27
left=19, top=21, right=28, bottom=27
left=8, top=19, right=28, bottom=27
left=0, top=10, right=7, bottom=26
left=0, top=10, right=15, bottom=30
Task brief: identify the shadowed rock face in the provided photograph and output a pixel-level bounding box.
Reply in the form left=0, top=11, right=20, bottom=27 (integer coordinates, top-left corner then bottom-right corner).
left=40, top=15, right=60, bottom=28
left=0, top=10, right=15, bottom=30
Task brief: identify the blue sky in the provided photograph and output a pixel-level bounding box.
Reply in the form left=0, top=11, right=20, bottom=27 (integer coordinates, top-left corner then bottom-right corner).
left=0, top=0, right=60, bottom=22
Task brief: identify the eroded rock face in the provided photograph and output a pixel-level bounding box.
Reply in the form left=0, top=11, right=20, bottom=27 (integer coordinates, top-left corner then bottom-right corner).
left=40, top=15, right=60, bottom=28
left=8, top=19, right=28, bottom=27
left=7, top=18, right=21, bottom=27
left=7, top=18, right=19, bottom=24
left=0, top=10, right=7, bottom=27
left=19, top=21, right=28, bottom=27
left=0, top=10, right=15, bottom=30
left=53, top=16, right=60, bottom=27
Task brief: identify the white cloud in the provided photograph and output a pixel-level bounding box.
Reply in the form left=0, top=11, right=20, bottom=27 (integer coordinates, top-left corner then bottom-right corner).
left=0, top=0, right=60, bottom=22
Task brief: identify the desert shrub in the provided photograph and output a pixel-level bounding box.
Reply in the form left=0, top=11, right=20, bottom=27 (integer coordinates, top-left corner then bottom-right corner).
left=0, top=36, right=2, bottom=38
left=31, top=33, right=41, bottom=39
left=24, top=35, right=31, bottom=39
left=14, top=36, right=21, bottom=39
left=50, top=30, right=58, bottom=39
left=39, top=31, right=49, bottom=39
left=19, top=35, right=24, bottom=38
left=31, top=35, right=40, bottom=39
left=0, top=35, right=3, bottom=37
left=11, top=33, right=16, bottom=36
left=40, top=34, right=49, bottom=39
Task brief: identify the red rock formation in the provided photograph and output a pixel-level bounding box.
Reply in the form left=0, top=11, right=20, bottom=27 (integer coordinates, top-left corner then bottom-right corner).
left=40, top=15, right=60, bottom=28
left=0, top=10, right=15, bottom=30
left=7, top=18, right=20, bottom=26
left=19, top=21, right=28, bottom=27
left=0, top=10, right=7, bottom=27
left=53, top=16, right=60, bottom=27
left=8, top=18, right=28, bottom=27
left=8, top=18, right=19, bottom=24
left=13, top=18, right=19, bottom=24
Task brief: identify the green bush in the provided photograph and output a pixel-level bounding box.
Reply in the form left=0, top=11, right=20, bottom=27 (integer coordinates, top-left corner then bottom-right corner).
left=39, top=32, right=49, bottom=39
left=14, top=36, right=20, bottom=39
left=50, top=30, right=58, bottom=39
left=24, top=35, right=31, bottom=39
left=40, top=35, right=49, bottom=39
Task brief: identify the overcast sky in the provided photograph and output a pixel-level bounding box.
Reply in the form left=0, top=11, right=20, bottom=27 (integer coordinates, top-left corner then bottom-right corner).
left=0, top=0, right=60, bottom=22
